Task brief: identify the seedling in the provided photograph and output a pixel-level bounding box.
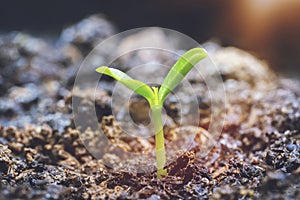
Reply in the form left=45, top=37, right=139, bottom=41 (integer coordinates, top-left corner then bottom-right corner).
left=96, top=48, right=207, bottom=178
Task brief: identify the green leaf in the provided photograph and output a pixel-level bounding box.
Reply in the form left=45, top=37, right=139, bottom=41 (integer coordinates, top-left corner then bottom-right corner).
left=158, top=48, right=207, bottom=103
left=96, top=66, right=155, bottom=104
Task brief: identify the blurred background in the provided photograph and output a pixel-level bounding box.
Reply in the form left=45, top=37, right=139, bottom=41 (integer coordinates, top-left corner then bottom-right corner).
left=1, top=0, right=300, bottom=77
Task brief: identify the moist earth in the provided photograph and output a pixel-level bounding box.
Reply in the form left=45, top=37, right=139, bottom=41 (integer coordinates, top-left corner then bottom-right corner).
left=0, top=15, right=300, bottom=200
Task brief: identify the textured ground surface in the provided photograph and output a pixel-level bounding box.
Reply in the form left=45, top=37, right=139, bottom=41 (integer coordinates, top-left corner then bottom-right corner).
left=0, top=15, right=300, bottom=199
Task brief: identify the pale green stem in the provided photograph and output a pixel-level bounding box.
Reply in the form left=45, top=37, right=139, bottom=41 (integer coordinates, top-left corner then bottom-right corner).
left=151, top=87, right=167, bottom=179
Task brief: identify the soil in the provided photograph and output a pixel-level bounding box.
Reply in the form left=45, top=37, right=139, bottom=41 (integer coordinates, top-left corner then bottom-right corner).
left=1, top=14, right=300, bottom=200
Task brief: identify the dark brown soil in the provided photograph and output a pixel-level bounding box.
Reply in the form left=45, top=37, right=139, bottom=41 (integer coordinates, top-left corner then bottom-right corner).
left=1, top=15, right=300, bottom=200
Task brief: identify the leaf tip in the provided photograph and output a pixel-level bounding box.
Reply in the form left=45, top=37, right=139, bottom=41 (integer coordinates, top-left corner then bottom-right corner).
left=193, top=47, right=208, bottom=58
left=96, top=66, right=109, bottom=74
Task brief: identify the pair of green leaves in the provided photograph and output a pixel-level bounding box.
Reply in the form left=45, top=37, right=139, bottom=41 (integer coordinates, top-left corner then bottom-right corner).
left=96, top=48, right=207, bottom=106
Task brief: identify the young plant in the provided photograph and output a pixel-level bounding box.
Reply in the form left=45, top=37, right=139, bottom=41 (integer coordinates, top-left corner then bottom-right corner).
left=96, top=48, right=207, bottom=178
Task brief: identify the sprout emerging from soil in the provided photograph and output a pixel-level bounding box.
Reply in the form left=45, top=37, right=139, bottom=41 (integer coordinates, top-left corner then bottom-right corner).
left=96, top=48, right=207, bottom=178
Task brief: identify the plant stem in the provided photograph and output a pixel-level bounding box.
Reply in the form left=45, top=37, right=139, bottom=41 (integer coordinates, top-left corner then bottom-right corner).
left=151, top=105, right=167, bottom=178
